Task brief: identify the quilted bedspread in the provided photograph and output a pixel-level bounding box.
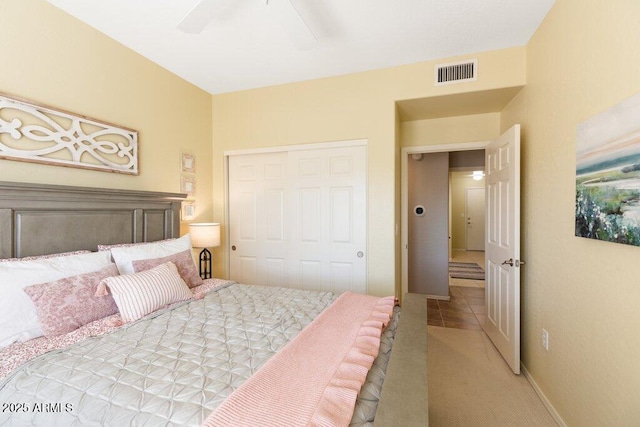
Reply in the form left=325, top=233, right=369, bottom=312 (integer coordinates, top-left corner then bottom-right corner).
left=0, top=283, right=399, bottom=426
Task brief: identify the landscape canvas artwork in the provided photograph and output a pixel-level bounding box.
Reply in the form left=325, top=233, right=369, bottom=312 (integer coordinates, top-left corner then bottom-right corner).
left=576, top=92, right=640, bottom=246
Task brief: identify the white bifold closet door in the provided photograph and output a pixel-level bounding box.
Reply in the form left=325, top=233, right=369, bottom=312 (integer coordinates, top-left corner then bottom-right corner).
left=228, top=145, right=367, bottom=294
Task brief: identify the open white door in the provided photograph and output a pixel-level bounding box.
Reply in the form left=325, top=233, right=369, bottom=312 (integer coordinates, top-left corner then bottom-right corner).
left=484, top=124, right=521, bottom=374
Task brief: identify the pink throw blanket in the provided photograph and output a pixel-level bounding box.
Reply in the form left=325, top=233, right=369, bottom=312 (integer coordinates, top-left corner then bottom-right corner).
left=202, top=292, right=396, bottom=427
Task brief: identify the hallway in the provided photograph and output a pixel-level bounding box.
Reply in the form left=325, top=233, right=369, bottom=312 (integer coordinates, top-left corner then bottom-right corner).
left=427, top=250, right=486, bottom=330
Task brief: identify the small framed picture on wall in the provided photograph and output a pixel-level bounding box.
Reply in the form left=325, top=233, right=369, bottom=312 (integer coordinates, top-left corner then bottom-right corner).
left=181, top=152, right=196, bottom=173
left=182, top=201, right=195, bottom=221
left=181, top=176, right=196, bottom=197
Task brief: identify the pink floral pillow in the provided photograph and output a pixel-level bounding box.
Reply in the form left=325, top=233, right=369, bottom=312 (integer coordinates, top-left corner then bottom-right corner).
left=23, top=264, right=120, bottom=337
left=132, top=249, right=203, bottom=288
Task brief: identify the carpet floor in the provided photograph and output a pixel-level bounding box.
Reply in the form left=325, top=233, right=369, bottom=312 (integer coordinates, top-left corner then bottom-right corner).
left=449, top=262, right=485, bottom=280
left=427, top=326, right=557, bottom=426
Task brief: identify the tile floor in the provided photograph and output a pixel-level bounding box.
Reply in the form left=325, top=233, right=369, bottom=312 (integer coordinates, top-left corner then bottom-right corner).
left=427, top=250, right=486, bottom=331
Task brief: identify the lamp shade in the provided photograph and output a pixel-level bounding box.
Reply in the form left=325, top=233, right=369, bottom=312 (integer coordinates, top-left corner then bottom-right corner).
left=189, top=223, right=220, bottom=248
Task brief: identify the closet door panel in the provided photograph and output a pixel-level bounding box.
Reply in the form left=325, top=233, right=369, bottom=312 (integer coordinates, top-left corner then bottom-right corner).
left=229, top=144, right=367, bottom=294
left=229, top=152, right=288, bottom=287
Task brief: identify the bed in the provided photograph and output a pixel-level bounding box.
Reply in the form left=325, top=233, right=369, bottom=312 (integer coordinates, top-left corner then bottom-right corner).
left=0, top=181, right=427, bottom=426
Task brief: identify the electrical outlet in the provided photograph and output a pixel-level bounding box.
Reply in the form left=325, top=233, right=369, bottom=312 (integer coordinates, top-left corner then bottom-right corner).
left=542, top=329, right=549, bottom=351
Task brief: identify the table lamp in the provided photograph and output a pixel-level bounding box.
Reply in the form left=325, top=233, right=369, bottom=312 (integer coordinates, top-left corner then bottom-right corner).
left=189, top=223, right=220, bottom=279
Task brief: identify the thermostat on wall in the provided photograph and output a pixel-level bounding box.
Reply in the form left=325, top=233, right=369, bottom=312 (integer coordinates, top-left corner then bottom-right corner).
left=414, top=205, right=425, bottom=216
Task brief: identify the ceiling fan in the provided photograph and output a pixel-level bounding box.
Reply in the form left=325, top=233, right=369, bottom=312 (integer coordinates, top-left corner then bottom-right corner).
left=177, top=0, right=317, bottom=50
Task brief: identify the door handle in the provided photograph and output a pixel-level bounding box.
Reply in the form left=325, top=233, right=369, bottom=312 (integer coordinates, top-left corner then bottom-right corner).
left=357, top=251, right=364, bottom=258
left=502, top=258, right=525, bottom=267
left=231, top=245, right=236, bottom=251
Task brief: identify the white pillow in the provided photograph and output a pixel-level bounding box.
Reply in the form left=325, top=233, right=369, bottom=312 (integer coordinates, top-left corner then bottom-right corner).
left=0, top=251, right=113, bottom=348
left=109, top=234, right=193, bottom=275
left=99, top=262, right=192, bottom=322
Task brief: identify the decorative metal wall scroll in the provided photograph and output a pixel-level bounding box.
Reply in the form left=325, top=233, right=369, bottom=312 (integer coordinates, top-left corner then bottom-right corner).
left=0, top=93, right=138, bottom=175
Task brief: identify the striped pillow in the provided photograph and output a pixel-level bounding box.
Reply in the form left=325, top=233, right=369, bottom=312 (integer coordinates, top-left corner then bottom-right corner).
left=98, top=262, right=192, bottom=322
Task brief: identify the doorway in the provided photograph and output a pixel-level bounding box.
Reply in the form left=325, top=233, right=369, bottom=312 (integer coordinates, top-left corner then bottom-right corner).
left=466, top=187, right=485, bottom=251
left=401, top=125, right=522, bottom=373
left=410, top=156, right=487, bottom=330
left=401, top=141, right=488, bottom=299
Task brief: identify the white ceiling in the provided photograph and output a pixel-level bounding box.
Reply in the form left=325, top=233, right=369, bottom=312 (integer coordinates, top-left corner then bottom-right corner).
left=46, top=0, right=555, bottom=95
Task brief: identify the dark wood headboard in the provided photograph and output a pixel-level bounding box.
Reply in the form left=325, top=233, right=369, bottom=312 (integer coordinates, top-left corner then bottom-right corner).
left=0, top=181, right=185, bottom=258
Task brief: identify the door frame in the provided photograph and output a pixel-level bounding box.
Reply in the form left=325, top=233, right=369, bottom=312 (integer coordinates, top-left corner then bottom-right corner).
left=224, top=138, right=368, bottom=281
left=401, top=141, right=489, bottom=298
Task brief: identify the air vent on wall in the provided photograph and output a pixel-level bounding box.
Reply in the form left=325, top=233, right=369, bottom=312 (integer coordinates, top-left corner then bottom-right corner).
left=434, top=59, right=477, bottom=86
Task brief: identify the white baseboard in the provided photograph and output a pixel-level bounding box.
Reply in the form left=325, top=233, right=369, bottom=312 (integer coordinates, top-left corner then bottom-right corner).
left=521, top=363, right=567, bottom=427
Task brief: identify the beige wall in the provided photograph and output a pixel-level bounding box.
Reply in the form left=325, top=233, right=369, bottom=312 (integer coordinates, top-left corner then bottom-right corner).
left=0, top=1, right=214, bottom=232
left=501, top=0, right=640, bottom=424
left=401, top=112, right=501, bottom=147
left=212, top=50, right=525, bottom=297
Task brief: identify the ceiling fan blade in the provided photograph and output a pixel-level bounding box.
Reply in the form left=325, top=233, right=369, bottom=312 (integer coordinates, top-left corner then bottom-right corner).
left=177, top=0, right=220, bottom=34
left=278, top=0, right=317, bottom=50
left=178, top=0, right=317, bottom=50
